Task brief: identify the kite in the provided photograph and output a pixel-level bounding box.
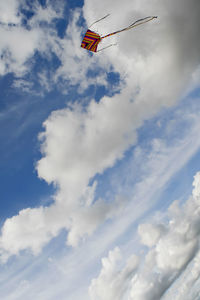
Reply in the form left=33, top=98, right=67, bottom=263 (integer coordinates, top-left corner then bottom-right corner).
left=81, top=15, right=157, bottom=53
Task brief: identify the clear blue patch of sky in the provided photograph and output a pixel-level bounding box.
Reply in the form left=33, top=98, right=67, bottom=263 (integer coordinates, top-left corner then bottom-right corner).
left=189, top=86, right=200, bottom=99
left=66, top=0, right=84, bottom=9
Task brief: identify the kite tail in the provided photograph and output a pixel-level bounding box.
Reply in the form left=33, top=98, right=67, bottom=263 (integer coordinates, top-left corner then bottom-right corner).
left=97, top=43, right=117, bottom=52
left=101, top=16, right=157, bottom=39
left=89, top=14, right=110, bottom=28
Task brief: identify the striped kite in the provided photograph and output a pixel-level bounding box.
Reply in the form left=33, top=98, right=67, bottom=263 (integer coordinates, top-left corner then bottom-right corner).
left=81, top=15, right=157, bottom=53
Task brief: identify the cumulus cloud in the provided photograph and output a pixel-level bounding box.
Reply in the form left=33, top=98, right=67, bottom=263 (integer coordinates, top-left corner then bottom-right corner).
left=138, top=223, right=166, bottom=248
left=89, top=172, right=200, bottom=300
left=0, top=197, right=125, bottom=262
left=89, top=247, right=139, bottom=300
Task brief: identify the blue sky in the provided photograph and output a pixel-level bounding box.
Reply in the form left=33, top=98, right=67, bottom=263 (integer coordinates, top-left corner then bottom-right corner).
left=0, top=0, right=200, bottom=299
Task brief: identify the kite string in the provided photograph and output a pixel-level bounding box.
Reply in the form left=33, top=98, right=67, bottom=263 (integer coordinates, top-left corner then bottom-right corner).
left=125, top=16, right=157, bottom=31
left=89, top=14, right=110, bottom=28
left=97, top=43, right=117, bottom=52
left=128, top=16, right=157, bottom=28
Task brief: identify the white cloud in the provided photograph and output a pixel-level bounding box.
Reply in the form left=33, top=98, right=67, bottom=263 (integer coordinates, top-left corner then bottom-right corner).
left=89, top=171, right=200, bottom=300
left=0, top=26, right=42, bottom=75
left=29, top=1, right=64, bottom=27
left=138, top=224, right=166, bottom=248
left=0, top=0, right=21, bottom=24
left=162, top=250, right=200, bottom=300
left=0, top=1, right=65, bottom=76
left=89, top=247, right=139, bottom=300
